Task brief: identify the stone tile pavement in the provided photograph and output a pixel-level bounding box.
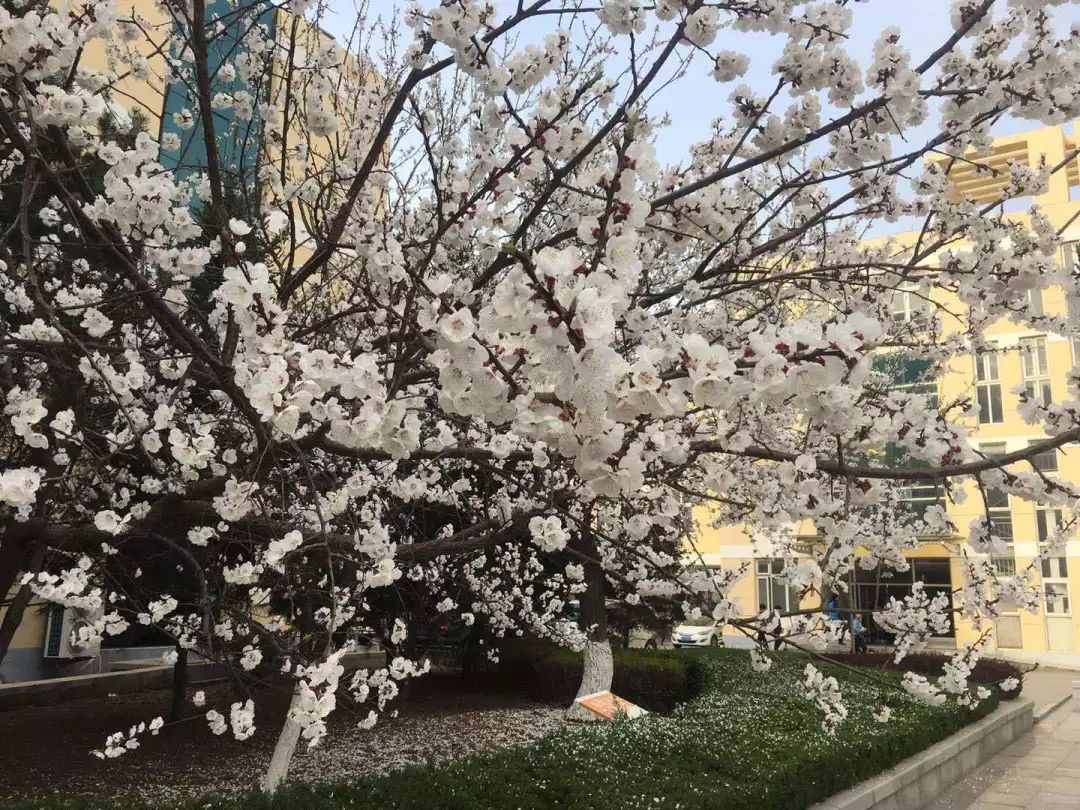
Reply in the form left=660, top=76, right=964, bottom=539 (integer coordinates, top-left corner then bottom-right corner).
left=925, top=688, right=1080, bottom=810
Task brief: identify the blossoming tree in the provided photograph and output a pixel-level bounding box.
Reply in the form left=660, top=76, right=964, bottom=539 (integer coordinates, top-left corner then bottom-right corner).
left=2, top=0, right=1080, bottom=792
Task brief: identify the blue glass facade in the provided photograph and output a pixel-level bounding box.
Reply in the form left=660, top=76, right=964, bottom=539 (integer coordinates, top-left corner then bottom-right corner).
left=158, top=0, right=277, bottom=183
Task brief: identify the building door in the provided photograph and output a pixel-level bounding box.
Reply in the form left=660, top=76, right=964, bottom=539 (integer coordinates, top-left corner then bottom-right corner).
left=993, top=558, right=1023, bottom=649
left=1039, top=519, right=1073, bottom=653
left=1046, top=616, right=1074, bottom=652
left=913, top=559, right=955, bottom=637
left=850, top=559, right=955, bottom=643
left=1043, top=570, right=1074, bottom=652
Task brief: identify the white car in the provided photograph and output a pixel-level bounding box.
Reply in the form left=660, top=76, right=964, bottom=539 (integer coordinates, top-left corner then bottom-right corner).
left=671, top=617, right=724, bottom=647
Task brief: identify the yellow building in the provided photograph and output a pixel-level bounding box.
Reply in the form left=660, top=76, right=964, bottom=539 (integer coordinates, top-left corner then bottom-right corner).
left=694, top=123, right=1080, bottom=664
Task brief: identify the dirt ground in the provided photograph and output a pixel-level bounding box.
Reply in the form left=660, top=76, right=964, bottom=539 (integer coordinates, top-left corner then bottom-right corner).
left=0, top=674, right=566, bottom=805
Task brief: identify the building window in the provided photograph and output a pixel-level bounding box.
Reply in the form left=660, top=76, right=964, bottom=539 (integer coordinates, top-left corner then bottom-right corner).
left=981, top=443, right=1014, bottom=569
left=1027, top=288, right=1044, bottom=316
left=1037, top=505, right=1068, bottom=579
left=1063, top=241, right=1080, bottom=272
left=851, top=560, right=955, bottom=638
left=975, top=350, right=1003, bottom=423
left=1045, top=582, right=1071, bottom=615
left=1028, top=440, right=1058, bottom=472
left=1042, top=556, right=1069, bottom=580
left=982, top=454, right=1011, bottom=555
left=901, top=479, right=945, bottom=512
left=980, top=442, right=1008, bottom=510
left=1068, top=293, right=1080, bottom=368
left=1063, top=243, right=1080, bottom=365
left=984, top=480, right=1010, bottom=510
left=873, top=355, right=943, bottom=515
left=992, top=556, right=1017, bottom=575
left=890, top=284, right=930, bottom=324
left=988, top=512, right=1014, bottom=543
left=989, top=514, right=1010, bottom=578
left=1037, top=506, right=1063, bottom=543
left=756, top=559, right=798, bottom=612
left=888, top=355, right=938, bottom=408
left=1020, top=336, right=1052, bottom=405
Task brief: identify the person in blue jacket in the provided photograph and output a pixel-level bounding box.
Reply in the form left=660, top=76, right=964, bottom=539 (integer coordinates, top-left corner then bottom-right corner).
left=851, top=613, right=868, bottom=653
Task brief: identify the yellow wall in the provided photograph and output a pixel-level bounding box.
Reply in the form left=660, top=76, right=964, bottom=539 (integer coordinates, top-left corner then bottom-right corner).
left=0, top=592, right=50, bottom=682
left=78, top=0, right=172, bottom=131
left=695, top=122, right=1080, bottom=655
left=2, top=596, right=47, bottom=650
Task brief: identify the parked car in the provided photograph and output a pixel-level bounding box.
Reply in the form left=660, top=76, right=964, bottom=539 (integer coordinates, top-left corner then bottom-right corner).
left=624, top=625, right=663, bottom=649
left=671, top=616, right=724, bottom=647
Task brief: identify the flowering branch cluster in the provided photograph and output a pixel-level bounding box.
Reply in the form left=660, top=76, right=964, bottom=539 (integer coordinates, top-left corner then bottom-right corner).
left=1, top=0, right=1079, bottom=760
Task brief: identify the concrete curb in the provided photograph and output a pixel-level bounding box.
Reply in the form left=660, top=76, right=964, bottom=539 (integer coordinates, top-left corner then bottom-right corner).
left=809, top=698, right=1034, bottom=810
left=1033, top=693, right=1072, bottom=722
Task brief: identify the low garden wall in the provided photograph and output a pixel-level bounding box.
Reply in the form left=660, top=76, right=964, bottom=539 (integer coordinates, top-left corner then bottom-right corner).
left=811, top=697, right=1034, bottom=810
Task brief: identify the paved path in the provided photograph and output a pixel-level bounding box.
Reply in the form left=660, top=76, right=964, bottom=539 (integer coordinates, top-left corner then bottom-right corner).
left=926, top=693, right=1080, bottom=809
left=1019, top=668, right=1077, bottom=717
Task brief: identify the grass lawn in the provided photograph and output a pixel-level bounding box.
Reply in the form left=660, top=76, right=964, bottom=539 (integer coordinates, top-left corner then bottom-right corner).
left=5, top=649, right=1001, bottom=810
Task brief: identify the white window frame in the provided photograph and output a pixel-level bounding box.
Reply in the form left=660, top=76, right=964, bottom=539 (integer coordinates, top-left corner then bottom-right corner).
left=1037, top=506, right=1063, bottom=543
left=981, top=443, right=1014, bottom=573
left=1037, top=505, right=1068, bottom=581
left=1062, top=242, right=1080, bottom=366
left=1044, top=581, right=1071, bottom=616
left=1020, top=336, right=1052, bottom=406
left=1027, top=288, right=1044, bottom=317
left=890, top=283, right=930, bottom=324
left=1063, top=241, right=1080, bottom=273
left=975, top=350, right=1004, bottom=424
left=756, top=559, right=798, bottom=612
left=1028, top=439, right=1058, bottom=473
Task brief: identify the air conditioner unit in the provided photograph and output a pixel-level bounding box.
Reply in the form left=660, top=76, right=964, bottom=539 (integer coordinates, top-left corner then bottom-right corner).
left=43, top=605, right=102, bottom=659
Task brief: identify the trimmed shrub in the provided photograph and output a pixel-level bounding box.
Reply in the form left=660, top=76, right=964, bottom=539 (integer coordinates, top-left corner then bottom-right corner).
left=10, top=649, right=1002, bottom=810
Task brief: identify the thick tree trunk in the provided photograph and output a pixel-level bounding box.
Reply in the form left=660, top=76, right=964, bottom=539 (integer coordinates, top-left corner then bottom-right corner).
left=568, top=529, right=612, bottom=720
left=0, top=541, right=43, bottom=671
left=569, top=639, right=614, bottom=720
left=0, top=525, right=32, bottom=596
left=262, top=684, right=304, bottom=795
left=169, top=645, right=188, bottom=722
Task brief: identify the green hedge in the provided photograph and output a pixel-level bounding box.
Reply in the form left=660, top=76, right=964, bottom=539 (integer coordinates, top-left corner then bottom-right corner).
left=497, top=641, right=692, bottom=709
left=9, top=649, right=999, bottom=810
left=821, top=651, right=1027, bottom=700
